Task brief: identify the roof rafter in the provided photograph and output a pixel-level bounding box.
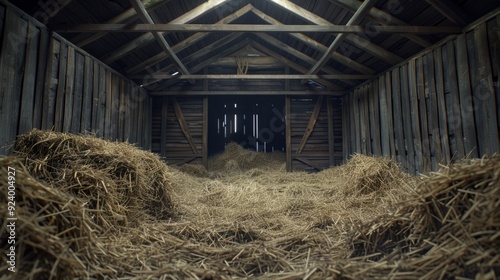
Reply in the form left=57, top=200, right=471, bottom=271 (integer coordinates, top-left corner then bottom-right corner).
left=328, top=0, right=432, bottom=48
left=129, top=0, right=194, bottom=84
left=426, top=0, right=471, bottom=26
left=267, top=0, right=403, bottom=65
left=253, top=33, right=358, bottom=86
left=250, top=7, right=375, bottom=75
left=305, top=0, right=378, bottom=81
left=73, top=0, right=170, bottom=47
left=148, top=37, right=252, bottom=91
left=103, top=0, right=233, bottom=64
left=134, top=33, right=245, bottom=87
left=125, top=3, right=254, bottom=75
left=250, top=41, right=346, bottom=91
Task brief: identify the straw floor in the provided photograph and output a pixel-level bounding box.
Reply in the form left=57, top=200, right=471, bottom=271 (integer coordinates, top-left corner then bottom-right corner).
left=1, top=131, right=499, bottom=279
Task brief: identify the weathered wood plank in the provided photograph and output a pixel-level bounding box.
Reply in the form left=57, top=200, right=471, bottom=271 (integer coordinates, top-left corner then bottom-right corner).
left=293, top=157, right=323, bottom=171
left=297, top=95, right=324, bottom=154
left=144, top=96, right=152, bottom=150
left=369, top=79, right=381, bottom=155
left=353, top=89, right=361, bottom=153
left=81, top=56, right=93, bottom=132
left=434, top=47, right=451, bottom=163
left=456, top=34, right=479, bottom=158
left=423, top=52, right=441, bottom=170
left=474, top=22, right=499, bottom=154
left=327, top=96, right=335, bottom=166
left=18, top=22, right=39, bottom=135
left=171, top=97, right=198, bottom=153
left=359, top=87, right=368, bottom=154
left=385, top=72, right=396, bottom=158
left=123, top=82, right=132, bottom=141
left=33, top=28, right=50, bottom=129
left=63, top=46, right=75, bottom=132
left=378, top=75, right=390, bottom=156
left=42, top=39, right=59, bottom=130
left=400, top=64, right=415, bottom=173
left=409, top=59, right=424, bottom=173
left=118, top=79, right=126, bottom=140
left=54, top=42, right=68, bottom=132
left=349, top=91, right=356, bottom=156
left=286, top=96, right=292, bottom=171
left=202, top=96, right=208, bottom=169
left=104, top=70, right=112, bottom=139
left=129, top=86, right=139, bottom=143
left=443, top=40, right=465, bottom=160
left=97, top=65, right=106, bottom=137
left=111, top=74, right=120, bottom=140
left=161, top=97, right=168, bottom=157
left=392, top=67, right=406, bottom=166
left=137, top=89, right=144, bottom=147
left=416, top=57, right=430, bottom=172
left=91, top=60, right=100, bottom=132
left=70, top=52, right=84, bottom=133
left=0, top=8, right=26, bottom=154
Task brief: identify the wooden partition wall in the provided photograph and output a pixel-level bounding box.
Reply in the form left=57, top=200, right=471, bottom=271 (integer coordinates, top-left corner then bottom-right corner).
left=0, top=1, right=151, bottom=155
left=343, top=13, right=500, bottom=174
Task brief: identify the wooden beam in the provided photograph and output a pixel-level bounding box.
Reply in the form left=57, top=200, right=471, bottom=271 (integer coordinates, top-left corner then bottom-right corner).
left=141, top=74, right=374, bottom=80
left=326, top=96, right=335, bottom=166
left=250, top=41, right=346, bottom=91
left=129, top=0, right=194, bottom=84
left=149, top=90, right=346, bottom=96
left=251, top=7, right=375, bottom=75
left=293, top=157, right=323, bottom=171
left=267, top=0, right=403, bottom=65
left=34, top=0, right=73, bottom=22
left=150, top=37, right=251, bottom=90
left=209, top=56, right=284, bottom=68
left=171, top=97, right=198, bottom=154
left=125, top=4, right=254, bottom=74
left=103, top=0, right=232, bottom=64
left=254, top=33, right=358, bottom=86
left=135, top=33, right=245, bottom=86
left=328, top=0, right=432, bottom=48
left=74, top=0, right=169, bottom=47
left=426, top=0, right=471, bottom=26
left=285, top=96, right=292, bottom=172
left=306, top=0, right=378, bottom=80
left=58, top=23, right=461, bottom=34
left=296, top=95, right=324, bottom=154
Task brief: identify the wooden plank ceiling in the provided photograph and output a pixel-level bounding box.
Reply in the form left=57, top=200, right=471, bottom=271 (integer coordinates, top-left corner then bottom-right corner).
left=14, top=0, right=499, bottom=94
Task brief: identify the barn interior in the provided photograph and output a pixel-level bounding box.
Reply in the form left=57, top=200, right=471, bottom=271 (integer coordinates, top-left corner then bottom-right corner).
left=0, top=0, right=499, bottom=279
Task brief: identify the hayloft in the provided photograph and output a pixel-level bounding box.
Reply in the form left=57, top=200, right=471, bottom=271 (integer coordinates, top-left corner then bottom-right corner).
left=0, top=0, right=499, bottom=279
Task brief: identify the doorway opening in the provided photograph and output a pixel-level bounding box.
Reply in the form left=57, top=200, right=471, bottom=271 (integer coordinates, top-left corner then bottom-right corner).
left=208, top=96, right=285, bottom=156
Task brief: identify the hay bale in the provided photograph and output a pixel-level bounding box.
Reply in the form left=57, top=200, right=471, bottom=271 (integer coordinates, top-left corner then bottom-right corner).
left=0, top=157, right=97, bottom=279
left=13, top=129, right=174, bottom=228
left=209, top=142, right=285, bottom=172
left=346, top=155, right=500, bottom=279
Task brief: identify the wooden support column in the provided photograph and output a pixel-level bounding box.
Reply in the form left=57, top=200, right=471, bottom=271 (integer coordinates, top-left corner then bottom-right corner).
left=297, top=95, right=324, bottom=154
left=285, top=96, right=292, bottom=172
left=160, top=97, right=168, bottom=157
left=327, top=96, right=335, bottom=166
left=171, top=97, right=198, bottom=153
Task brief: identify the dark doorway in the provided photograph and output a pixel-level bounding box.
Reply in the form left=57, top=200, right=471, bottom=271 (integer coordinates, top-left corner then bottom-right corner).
left=208, top=96, right=285, bottom=156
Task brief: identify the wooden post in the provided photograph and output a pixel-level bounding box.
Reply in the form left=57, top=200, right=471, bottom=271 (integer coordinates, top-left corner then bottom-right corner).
left=161, top=97, right=168, bottom=157
left=285, top=96, right=292, bottom=172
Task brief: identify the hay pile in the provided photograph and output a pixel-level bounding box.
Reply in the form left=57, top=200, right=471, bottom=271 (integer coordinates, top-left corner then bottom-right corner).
left=1, top=131, right=499, bottom=279
left=14, top=129, right=173, bottom=226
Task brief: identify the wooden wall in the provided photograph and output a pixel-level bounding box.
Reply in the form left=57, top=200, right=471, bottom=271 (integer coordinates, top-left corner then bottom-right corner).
left=289, top=96, right=343, bottom=172
left=343, top=14, right=500, bottom=174
left=151, top=96, right=204, bottom=165
left=0, top=2, right=151, bottom=155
